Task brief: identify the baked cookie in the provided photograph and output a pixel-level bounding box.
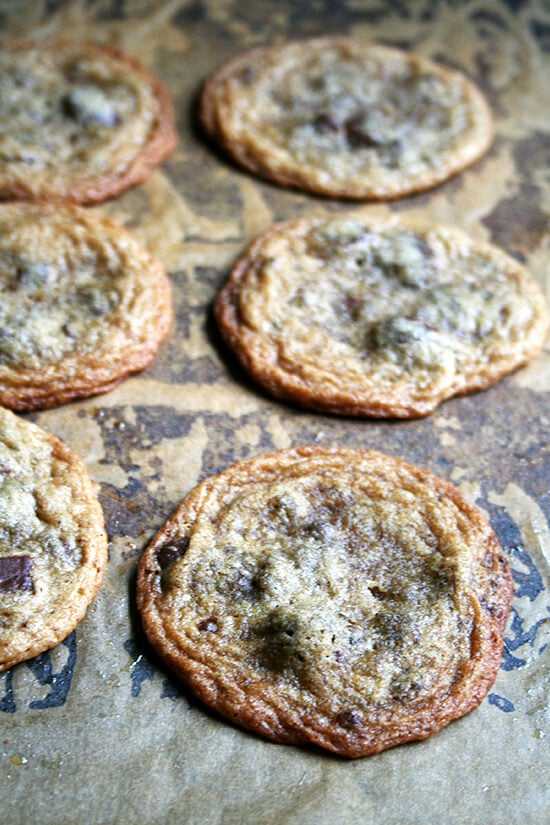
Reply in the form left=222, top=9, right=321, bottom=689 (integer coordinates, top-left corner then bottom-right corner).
left=0, top=202, right=172, bottom=411
left=0, top=407, right=107, bottom=671
left=137, top=446, right=513, bottom=757
left=215, top=214, right=549, bottom=418
left=0, top=39, right=176, bottom=203
left=200, top=38, right=493, bottom=199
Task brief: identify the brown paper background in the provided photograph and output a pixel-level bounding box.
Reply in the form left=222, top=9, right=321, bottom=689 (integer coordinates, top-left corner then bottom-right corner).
left=1, top=1, right=549, bottom=823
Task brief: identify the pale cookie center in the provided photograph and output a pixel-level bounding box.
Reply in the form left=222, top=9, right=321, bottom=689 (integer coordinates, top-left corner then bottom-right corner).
left=168, top=476, right=469, bottom=707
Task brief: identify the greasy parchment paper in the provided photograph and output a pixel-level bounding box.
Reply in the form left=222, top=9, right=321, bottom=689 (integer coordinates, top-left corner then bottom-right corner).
left=1, top=2, right=549, bottom=823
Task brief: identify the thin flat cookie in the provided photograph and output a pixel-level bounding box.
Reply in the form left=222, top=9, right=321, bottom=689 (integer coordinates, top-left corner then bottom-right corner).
left=0, top=203, right=173, bottom=411
left=215, top=214, right=549, bottom=418
left=200, top=38, right=493, bottom=199
left=0, top=407, right=107, bottom=671
left=137, top=446, right=513, bottom=758
left=0, top=39, right=176, bottom=203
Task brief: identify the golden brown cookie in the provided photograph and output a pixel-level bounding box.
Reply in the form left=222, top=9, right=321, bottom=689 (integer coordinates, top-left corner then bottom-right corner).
left=215, top=214, right=549, bottom=418
left=0, top=202, right=173, bottom=411
left=0, top=39, right=176, bottom=203
left=137, top=446, right=513, bottom=758
left=0, top=407, right=107, bottom=671
left=200, top=38, right=493, bottom=199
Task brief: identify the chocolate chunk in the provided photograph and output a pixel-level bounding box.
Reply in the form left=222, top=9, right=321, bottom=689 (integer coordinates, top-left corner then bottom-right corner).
left=235, top=65, right=256, bottom=85
left=77, top=287, right=115, bottom=317
left=62, top=86, right=119, bottom=127
left=197, top=617, right=218, bottom=632
left=157, top=536, right=190, bottom=571
left=335, top=709, right=361, bottom=728
left=344, top=115, right=379, bottom=148
left=314, top=113, right=339, bottom=133
left=0, top=555, right=33, bottom=592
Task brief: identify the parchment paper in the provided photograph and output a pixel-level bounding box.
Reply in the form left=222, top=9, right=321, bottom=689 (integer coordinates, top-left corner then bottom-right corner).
left=1, top=2, right=549, bottom=823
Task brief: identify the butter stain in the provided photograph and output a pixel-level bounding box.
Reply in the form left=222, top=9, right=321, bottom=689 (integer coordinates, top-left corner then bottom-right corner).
left=433, top=414, right=463, bottom=431
left=266, top=415, right=293, bottom=450
left=488, top=483, right=550, bottom=567
left=23, top=0, right=190, bottom=67
left=95, top=378, right=262, bottom=417
left=238, top=179, right=274, bottom=239
left=514, top=351, right=550, bottom=393
left=402, top=147, right=518, bottom=235
left=35, top=407, right=105, bottom=465
left=9, top=753, right=28, bottom=766
left=186, top=312, right=218, bottom=360
left=92, top=463, right=129, bottom=490
left=456, top=479, right=482, bottom=506
left=439, top=431, right=456, bottom=447
left=136, top=173, right=241, bottom=268
left=130, top=417, right=209, bottom=503
left=236, top=422, right=261, bottom=448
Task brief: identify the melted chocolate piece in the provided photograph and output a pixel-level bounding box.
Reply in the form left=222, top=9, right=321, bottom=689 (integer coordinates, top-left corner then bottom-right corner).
left=156, top=536, right=190, bottom=570
left=0, top=555, right=33, bottom=592
left=314, top=112, right=339, bottom=133
left=335, top=709, right=361, bottom=729
left=344, top=115, right=380, bottom=148
left=235, top=65, right=256, bottom=85
left=197, top=617, right=218, bottom=632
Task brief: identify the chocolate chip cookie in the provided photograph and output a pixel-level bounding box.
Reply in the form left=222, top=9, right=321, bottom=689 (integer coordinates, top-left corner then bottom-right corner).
left=0, top=407, right=107, bottom=671
left=137, top=446, right=513, bottom=757
left=200, top=38, right=493, bottom=199
left=0, top=39, right=176, bottom=203
left=0, top=202, right=173, bottom=411
left=215, top=214, right=549, bottom=417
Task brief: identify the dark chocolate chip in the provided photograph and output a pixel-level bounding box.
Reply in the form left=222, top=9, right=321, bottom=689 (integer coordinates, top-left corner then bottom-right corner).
left=197, top=617, right=218, bottom=632
left=335, top=709, right=361, bottom=728
left=314, top=112, right=340, bottom=132
left=344, top=115, right=380, bottom=148
left=0, top=555, right=33, bottom=592
left=235, top=65, right=256, bottom=85
left=156, top=536, right=190, bottom=570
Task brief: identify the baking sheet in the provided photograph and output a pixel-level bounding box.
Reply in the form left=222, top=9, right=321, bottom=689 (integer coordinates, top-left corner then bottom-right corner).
left=1, top=1, right=549, bottom=823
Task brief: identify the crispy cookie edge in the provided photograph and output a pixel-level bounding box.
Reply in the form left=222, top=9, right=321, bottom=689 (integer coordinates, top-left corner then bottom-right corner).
left=199, top=38, right=494, bottom=200
left=136, top=445, right=513, bottom=757
left=214, top=215, right=550, bottom=418
left=0, top=408, right=108, bottom=671
left=0, top=39, right=177, bottom=204
left=0, top=204, right=173, bottom=412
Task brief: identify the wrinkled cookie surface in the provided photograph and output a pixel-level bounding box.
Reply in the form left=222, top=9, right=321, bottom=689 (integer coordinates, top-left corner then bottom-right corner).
left=0, top=202, right=172, bottom=410
left=215, top=214, right=549, bottom=417
left=200, top=38, right=493, bottom=199
left=137, top=446, right=513, bottom=757
left=0, top=40, right=176, bottom=202
left=0, top=407, right=107, bottom=671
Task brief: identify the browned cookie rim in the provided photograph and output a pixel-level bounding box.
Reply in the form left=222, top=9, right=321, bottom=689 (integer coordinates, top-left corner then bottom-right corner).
left=200, top=37, right=494, bottom=200
left=137, top=445, right=513, bottom=757
left=0, top=407, right=108, bottom=671
left=0, top=203, right=173, bottom=411
left=214, top=214, right=549, bottom=418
